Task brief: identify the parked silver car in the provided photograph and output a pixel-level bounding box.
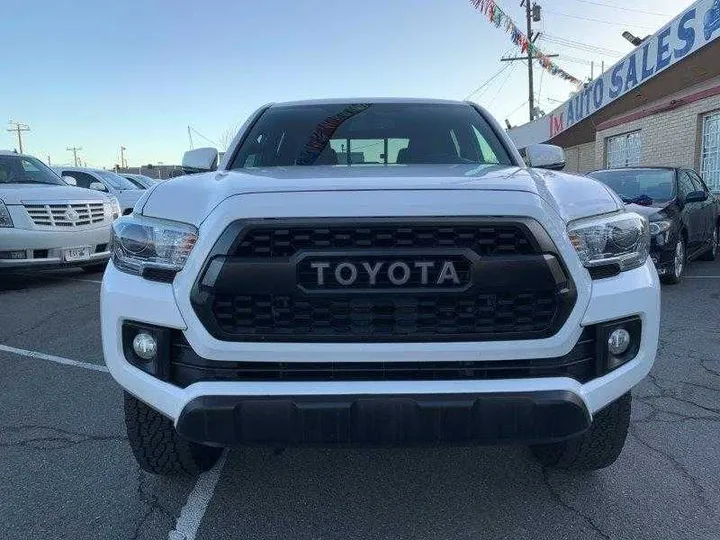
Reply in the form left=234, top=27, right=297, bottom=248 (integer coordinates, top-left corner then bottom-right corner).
left=0, top=151, right=119, bottom=272
left=54, top=166, right=145, bottom=215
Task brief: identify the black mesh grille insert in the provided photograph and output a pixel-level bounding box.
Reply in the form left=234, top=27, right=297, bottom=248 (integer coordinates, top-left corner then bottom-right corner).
left=233, top=224, right=536, bottom=258
left=191, top=218, right=576, bottom=343
left=211, top=292, right=558, bottom=340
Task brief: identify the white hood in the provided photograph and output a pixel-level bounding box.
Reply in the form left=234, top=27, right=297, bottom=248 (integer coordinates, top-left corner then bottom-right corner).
left=0, top=183, right=111, bottom=205
left=140, top=164, right=622, bottom=226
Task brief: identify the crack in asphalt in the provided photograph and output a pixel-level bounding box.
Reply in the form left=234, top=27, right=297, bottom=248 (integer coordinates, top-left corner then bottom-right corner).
left=130, top=468, right=177, bottom=540
left=628, top=426, right=712, bottom=511
left=0, top=425, right=126, bottom=450
left=540, top=468, right=610, bottom=540
left=0, top=299, right=98, bottom=341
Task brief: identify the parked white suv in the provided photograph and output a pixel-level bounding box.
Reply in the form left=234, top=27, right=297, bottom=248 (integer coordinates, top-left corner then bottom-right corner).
left=0, top=151, right=119, bottom=271
left=102, top=99, right=660, bottom=475
left=54, top=166, right=145, bottom=215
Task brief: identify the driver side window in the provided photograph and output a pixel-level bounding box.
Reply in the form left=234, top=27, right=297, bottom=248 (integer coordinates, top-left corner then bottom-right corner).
left=61, top=171, right=95, bottom=189
left=678, top=171, right=694, bottom=199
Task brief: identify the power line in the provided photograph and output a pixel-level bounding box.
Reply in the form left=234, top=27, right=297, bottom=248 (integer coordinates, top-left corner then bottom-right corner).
left=544, top=10, right=655, bottom=30
left=464, top=64, right=511, bottom=101
left=188, top=127, right=220, bottom=148
left=566, top=0, right=668, bottom=17
left=542, top=34, right=623, bottom=56
left=486, top=63, right=518, bottom=107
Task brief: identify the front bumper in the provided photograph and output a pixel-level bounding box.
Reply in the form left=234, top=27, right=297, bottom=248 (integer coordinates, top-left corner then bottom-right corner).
left=0, top=225, right=111, bottom=270
left=102, top=259, right=660, bottom=444
left=177, top=391, right=590, bottom=446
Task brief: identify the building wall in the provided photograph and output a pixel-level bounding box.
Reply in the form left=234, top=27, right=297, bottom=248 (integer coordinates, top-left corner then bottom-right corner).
left=562, top=142, right=597, bottom=174
left=594, top=89, right=720, bottom=172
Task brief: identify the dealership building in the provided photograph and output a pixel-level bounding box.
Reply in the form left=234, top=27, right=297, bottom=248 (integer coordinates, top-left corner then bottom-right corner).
left=508, top=0, right=720, bottom=190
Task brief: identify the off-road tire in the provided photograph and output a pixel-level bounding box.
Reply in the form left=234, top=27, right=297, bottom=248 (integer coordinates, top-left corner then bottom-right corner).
left=124, top=392, right=222, bottom=475
left=530, top=392, right=631, bottom=470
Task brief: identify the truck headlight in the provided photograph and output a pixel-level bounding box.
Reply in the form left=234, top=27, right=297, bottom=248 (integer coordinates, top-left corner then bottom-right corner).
left=111, top=215, right=198, bottom=281
left=568, top=212, right=649, bottom=271
left=0, top=200, right=13, bottom=228
left=105, top=197, right=121, bottom=220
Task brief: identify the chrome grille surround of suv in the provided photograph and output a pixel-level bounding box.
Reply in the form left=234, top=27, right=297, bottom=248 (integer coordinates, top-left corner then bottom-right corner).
left=23, top=201, right=107, bottom=228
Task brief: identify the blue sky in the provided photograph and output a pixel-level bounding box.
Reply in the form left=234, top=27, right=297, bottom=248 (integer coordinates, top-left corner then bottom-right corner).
left=1, top=0, right=695, bottom=167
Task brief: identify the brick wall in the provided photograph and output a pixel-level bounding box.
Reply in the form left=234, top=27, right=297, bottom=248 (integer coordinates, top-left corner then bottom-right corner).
left=595, top=93, right=720, bottom=171
left=561, top=142, right=597, bottom=174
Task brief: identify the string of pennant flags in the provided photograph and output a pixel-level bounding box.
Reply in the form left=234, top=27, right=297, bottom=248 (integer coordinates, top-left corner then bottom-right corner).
left=469, top=0, right=583, bottom=87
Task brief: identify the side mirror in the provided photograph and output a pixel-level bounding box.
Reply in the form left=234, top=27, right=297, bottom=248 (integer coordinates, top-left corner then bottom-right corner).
left=525, top=143, right=566, bottom=171
left=89, top=182, right=108, bottom=192
left=182, top=147, right=219, bottom=174
left=685, top=190, right=708, bottom=203
left=62, top=175, right=77, bottom=186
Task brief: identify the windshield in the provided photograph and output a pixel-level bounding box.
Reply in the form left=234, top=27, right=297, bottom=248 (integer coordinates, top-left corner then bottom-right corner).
left=0, top=155, right=65, bottom=185
left=588, top=169, right=676, bottom=205
left=97, top=170, right=140, bottom=190
left=228, top=103, right=513, bottom=169
left=123, top=176, right=147, bottom=189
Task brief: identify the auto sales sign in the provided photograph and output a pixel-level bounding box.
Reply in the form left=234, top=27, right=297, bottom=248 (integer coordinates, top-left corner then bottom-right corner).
left=508, top=0, right=720, bottom=147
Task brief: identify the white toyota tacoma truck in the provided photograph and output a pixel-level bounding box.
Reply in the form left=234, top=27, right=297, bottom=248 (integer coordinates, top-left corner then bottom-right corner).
left=102, top=99, right=660, bottom=475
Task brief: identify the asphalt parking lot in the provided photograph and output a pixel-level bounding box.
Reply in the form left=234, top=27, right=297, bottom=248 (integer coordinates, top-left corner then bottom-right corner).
left=1, top=265, right=720, bottom=540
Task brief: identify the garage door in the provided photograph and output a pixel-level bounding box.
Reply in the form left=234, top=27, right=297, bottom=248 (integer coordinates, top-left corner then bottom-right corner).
left=701, top=112, right=720, bottom=191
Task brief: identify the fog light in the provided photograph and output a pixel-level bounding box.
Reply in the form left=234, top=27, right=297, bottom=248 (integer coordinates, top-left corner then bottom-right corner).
left=608, top=328, right=631, bottom=356
left=132, top=332, right=157, bottom=360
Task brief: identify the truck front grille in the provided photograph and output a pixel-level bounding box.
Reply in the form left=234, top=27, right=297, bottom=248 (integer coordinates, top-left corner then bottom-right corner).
left=24, top=202, right=106, bottom=228
left=191, top=218, right=576, bottom=343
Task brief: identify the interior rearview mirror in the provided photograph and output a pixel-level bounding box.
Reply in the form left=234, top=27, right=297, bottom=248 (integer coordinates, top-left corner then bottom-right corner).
left=182, top=147, right=219, bottom=174
left=525, top=143, right=566, bottom=171
left=89, top=182, right=108, bottom=192
left=62, top=175, right=77, bottom=186
left=685, top=190, right=708, bottom=203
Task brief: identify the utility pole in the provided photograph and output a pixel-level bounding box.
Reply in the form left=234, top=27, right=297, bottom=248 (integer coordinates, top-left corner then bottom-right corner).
left=188, top=126, right=194, bottom=149
left=7, top=121, right=30, bottom=154
left=524, top=0, right=534, bottom=122
left=498, top=2, right=546, bottom=122
left=47, top=155, right=51, bottom=166
left=120, top=146, right=127, bottom=168
left=158, top=161, right=164, bottom=180
left=67, top=146, right=82, bottom=166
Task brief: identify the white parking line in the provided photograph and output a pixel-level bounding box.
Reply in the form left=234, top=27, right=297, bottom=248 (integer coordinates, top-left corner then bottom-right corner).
left=168, top=451, right=229, bottom=540
left=0, top=343, right=109, bottom=373
left=685, top=275, right=720, bottom=279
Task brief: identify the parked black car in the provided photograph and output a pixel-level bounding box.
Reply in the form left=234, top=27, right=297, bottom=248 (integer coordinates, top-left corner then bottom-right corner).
left=587, top=167, right=720, bottom=284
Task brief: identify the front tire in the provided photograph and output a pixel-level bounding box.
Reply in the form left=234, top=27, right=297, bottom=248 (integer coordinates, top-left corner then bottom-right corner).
left=661, top=237, right=685, bottom=284
left=699, top=224, right=719, bottom=261
left=124, top=392, right=222, bottom=475
left=530, top=392, right=631, bottom=470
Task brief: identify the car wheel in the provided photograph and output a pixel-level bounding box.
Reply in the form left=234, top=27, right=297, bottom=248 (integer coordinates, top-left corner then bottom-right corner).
left=661, top=237, right=685, bottom=284
left=124, top=392, right=222, bottom=476
left=699, top=224, right=719, bottom=261
left=530, top=392, right=631, bottom=470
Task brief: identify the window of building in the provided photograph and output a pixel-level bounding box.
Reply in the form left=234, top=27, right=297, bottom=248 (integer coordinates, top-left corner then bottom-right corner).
left=701, top=112, right=720, bottom=191
left=606, top=131, right=642, bottom=168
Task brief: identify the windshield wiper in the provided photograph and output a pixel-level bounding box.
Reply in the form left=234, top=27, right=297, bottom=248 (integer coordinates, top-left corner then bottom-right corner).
left=622, top=194, right=654, bottom=206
